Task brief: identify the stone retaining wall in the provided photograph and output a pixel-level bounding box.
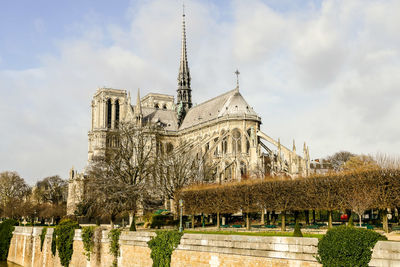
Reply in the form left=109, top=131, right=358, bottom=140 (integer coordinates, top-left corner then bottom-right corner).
left=7, top=227, right=400, bottom=267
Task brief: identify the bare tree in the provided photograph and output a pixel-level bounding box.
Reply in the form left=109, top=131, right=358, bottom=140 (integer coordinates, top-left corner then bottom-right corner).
left=343, top=173, right=375, bottom=227
left=0, top=171, right=31, bottom=218
left=82, top=122, right=157, bottom=228
left=327, top=151, right=355, bottom=171
left=34, top=175, right=67, bottom=205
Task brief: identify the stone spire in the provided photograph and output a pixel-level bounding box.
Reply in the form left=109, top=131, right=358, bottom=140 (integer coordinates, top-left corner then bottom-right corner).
left=177, top=5, right=192, bottom=125
left=135, top=88, right=143, bottom=126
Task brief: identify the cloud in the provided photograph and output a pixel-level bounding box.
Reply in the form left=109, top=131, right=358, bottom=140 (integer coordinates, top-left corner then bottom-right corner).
left=0, top=0, right=399, bottom=184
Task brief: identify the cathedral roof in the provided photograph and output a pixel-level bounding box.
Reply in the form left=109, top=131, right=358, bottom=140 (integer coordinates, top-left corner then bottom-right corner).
left=141, top=107, right=179, bottom=131
left=179, top=89, right=259, bottom=130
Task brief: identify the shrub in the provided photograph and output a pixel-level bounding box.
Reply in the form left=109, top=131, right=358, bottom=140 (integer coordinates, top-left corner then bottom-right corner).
left=316, top=226, right=387, bottom=267
left=0, top=219, right=18, bottom=261
left=55, top=219, right=79, bottom=267
left=51, top=230, right=57, bottom=256
left=40, top=227, right=47, bottom=251
left=147, top=230, right=183, bottom=267
left=108, top=228, right=121, bottom=267
left=82, top=226, right=96, bottom=261
left=293, top=221, right=303, bottom=237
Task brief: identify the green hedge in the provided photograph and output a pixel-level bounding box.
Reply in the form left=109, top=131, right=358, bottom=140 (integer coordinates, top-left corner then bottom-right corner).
left=317, top=226, right=387, bottom=266
left=147, top=230, right=183, bottom=267
left=0, top=219, right=18, bottom=261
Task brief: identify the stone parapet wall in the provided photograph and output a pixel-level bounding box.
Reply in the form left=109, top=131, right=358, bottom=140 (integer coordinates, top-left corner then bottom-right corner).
left=7, top=227, right=400, bottom=267
left=172, top=234, right=320, bottom=267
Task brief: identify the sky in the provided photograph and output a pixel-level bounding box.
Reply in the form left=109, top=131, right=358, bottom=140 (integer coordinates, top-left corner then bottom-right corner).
left=1, top=0, right=399, bottom=184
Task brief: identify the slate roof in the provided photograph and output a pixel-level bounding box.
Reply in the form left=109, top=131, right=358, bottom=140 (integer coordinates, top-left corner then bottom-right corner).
left=179, top=89, right=259, bottom=130
left=141, top=107, right=179, bottom=131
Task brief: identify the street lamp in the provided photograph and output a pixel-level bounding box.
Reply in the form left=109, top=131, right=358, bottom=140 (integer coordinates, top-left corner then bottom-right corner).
left=179, top=199, right=183, bottom=232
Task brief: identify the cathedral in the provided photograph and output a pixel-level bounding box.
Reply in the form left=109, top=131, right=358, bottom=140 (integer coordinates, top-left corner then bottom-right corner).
left=67, top=11, right=310, bottom=215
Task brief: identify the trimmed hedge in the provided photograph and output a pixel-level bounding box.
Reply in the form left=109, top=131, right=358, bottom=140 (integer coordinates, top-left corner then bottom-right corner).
left=316, top=226, right=387, bottom=266
left=0, top=219, right=18, bottom=261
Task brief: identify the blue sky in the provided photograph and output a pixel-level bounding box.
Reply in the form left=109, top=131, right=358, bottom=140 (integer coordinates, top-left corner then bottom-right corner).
left=1, top=0, right=399, bottom=184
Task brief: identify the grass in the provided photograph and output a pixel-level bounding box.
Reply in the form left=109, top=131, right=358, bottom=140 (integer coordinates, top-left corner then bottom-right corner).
left=183, top=230, right=324, bottom=239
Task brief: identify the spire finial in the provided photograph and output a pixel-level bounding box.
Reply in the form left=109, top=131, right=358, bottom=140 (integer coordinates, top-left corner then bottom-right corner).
left=235, top=69, right=240, bottom=89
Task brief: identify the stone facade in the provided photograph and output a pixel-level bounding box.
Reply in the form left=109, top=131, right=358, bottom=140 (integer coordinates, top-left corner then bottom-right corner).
left=8, top=227, right=400, bottom=267
left=67, top=11, right=310, bottom=215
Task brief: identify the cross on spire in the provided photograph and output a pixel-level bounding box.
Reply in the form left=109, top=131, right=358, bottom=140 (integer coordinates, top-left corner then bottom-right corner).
left=235, top=69, right=240, bottom=88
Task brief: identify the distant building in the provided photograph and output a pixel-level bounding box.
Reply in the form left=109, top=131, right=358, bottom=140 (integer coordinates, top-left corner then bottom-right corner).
left=309, top=159, right=332, bottom=175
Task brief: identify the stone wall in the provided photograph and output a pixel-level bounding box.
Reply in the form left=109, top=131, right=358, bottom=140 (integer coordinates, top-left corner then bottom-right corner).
left=7, top=227, right=400, bottom=267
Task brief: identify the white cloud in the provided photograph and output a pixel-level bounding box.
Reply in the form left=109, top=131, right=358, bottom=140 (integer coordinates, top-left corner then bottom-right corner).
left=0, top=0, right=399, bottom=184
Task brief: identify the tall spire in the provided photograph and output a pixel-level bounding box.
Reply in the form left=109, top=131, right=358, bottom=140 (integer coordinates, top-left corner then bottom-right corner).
left=177, top=4, right=192, bottom=125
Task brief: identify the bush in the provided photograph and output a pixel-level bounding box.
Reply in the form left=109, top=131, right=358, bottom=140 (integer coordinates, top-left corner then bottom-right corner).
left=293, top=221, right=303, bottom=237
left=51, top=230, right=57, bottom=256
left=316, top=226, right=387, bottom=267
left=0, top=219, right=18, bottom=261
left=55, top=219, right=79, bottom=267
left=147, top=230, right=183, bottom=267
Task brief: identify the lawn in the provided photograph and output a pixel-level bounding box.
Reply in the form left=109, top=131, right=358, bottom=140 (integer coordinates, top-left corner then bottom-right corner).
left=183, top=230, right=324, bottom=239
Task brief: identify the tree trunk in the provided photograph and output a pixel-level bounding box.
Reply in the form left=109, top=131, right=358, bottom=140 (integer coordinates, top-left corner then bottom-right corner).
left=312, top=210, right=316, bottom=224
left=382, top=209, right=389, bottom=233
left=217, top=212, right=220, bottom=230
left=266, top=211, right=270, bottom=225
left=192, top=215, right=195, bottom=229
left=129, top=215, right=136, bottom=231
left=281, top=211, right=286, bottom=231
left=246, top=213, right=250, bottom=230
left=261, top=210, right=265, bottom=225
left=110, top=219, right=114, bottom=229
left=305, top=210, right=310, bottom=225
left=359, top=213, right=362, bottom=227
left=328, top=210, right=333, bottom=228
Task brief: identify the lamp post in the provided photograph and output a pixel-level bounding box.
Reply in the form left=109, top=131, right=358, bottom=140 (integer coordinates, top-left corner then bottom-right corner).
left=179, top=199, right=184, bottom=232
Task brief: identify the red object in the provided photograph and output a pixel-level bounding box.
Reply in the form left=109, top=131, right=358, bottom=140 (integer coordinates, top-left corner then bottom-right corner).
left=340, top=214, right=348, bottom=220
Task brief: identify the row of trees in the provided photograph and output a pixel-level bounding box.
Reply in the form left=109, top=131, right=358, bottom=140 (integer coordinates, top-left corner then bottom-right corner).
left=179, top=168, right=400, bottom=232
left=0, top=171, right=67, bottom=223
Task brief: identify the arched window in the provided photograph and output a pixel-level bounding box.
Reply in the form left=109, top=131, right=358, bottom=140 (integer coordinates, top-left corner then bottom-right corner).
left=163, top=104, right=167, bottom=110
left=155, top=103, right=159, bottom=109
left=222, top=137, right=228, bottom=154
left=231, top=129, right=241, bottom=154
left=240, top=161, right=247, bottom=178
left=115, top=99, right=120, bottom=128
left=213, top=137, right=219, bottom=156
left=106, top=99, right=112, bottom=129
left=224, top=162, right=231, bottom=180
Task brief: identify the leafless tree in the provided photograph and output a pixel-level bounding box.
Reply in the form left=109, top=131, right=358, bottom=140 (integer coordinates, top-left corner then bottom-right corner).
left=327, top=151, right=355, bottom=171
left=0, top=171, right=31, bottom=218
left=82, top=122, right=157, bottom=228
